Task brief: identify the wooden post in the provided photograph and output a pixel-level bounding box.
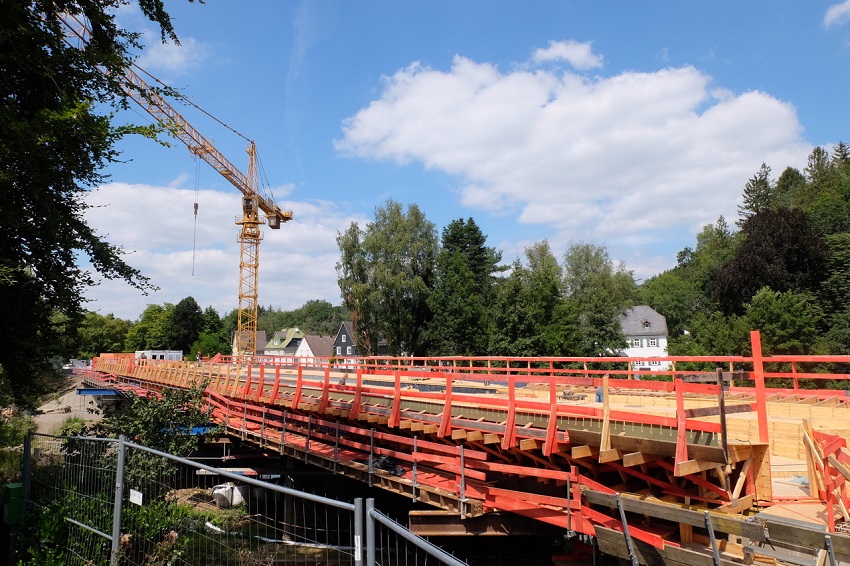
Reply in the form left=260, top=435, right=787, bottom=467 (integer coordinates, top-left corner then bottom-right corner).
left=600, top=373, right=611, bottom=452
left=750, top=331, right=769, bottom=444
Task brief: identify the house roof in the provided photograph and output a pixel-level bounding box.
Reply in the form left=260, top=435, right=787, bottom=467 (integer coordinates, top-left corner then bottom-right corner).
left=620, top=306, right=668, bottom=337
left=265, top=327, right=304, bottom=349
left=301, top=335, right=334, bottom=357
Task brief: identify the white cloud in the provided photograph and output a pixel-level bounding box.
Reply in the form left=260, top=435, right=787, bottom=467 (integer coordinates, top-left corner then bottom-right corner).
left=136, top=34, right=209, bottom=75
left=824, top=1, right=850, bottom=28
left=532, top=40, right=603, bottom=70
left=82, top=183, right=358, bottom=320
left=335, top=51, right=810, bottom=272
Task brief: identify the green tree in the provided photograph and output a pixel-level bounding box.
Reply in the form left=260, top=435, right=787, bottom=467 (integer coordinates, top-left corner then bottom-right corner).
left=563, top=242, right=636, bottom=355
left=743, top=287, right=822, bottom=356
left=773, top=166, right=807, bottom=208
left=426, top=218, right=501, bottom=356
left=709, top=207, right=826, bottom=315
left=489, top=242, right=578, bottom=357
left=638, top=270, right=701, bottom=336
left=76, top=311, right=131, bottom=358
left=737, top=163, right=773, bottom=226
left=427, top=251, right=486, bottom=355
left=164, top=296, right=204, bottom=353
left=0, top=2, right=194, bottom=407
left=337, top=200, right=438, bottom=356
left=124, top=304, right=173, bottom=352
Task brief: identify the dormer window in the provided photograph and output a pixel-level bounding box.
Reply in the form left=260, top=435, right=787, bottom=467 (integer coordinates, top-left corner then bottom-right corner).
left=643, top=321, right=651, bottom=329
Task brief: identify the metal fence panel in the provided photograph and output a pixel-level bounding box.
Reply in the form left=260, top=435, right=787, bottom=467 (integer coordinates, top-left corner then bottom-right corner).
left=22, top=433, right=467, bottom=565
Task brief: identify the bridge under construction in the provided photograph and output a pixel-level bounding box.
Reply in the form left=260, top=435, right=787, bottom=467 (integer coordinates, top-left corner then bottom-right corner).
left=86, top=330, right=850, bottom=566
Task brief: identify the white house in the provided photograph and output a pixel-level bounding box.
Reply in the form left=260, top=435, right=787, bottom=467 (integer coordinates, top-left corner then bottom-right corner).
left=620, top=306, right=671, bottom=371
left=294, top=335, right=334, bottom=365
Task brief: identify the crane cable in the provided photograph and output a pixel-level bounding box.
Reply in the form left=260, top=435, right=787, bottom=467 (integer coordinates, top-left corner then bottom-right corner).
left=192, top=155, right=200, bottom=276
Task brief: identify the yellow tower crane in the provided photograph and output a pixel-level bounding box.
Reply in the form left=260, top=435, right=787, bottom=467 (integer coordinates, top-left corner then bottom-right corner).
left=59, top=12, right=293, bottom=357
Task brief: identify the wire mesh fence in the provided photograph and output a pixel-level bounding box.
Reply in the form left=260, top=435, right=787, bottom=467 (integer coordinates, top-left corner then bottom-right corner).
left=20, top=432, right=469, bottom=566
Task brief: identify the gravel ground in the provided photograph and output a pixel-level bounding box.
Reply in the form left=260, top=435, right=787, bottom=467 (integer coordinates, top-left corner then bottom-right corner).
left=34, top=375, right=103, bottom=434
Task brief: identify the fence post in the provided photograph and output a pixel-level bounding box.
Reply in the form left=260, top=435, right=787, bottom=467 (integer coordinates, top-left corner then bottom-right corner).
left=366, top=498, right=376, bottom=566
left=20, top=430, right=33, bottom=520
left=354, top=497, right=364, bottom=566
left=110, top=435, right=127, bottom=566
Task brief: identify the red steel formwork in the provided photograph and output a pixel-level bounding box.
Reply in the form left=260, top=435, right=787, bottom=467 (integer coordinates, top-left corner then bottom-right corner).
left=87, top=331, right=850, bottom=560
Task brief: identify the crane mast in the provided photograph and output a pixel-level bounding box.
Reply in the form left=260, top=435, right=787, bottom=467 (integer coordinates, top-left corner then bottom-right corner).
left=59, top=12, right=293, bottom=357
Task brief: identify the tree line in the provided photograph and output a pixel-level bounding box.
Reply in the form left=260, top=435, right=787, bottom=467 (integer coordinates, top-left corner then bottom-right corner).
left=337, top=202, right=638, bottom=358
left=71, top=299, right=350, bottom=361
left=645, top=144, right=850, bottom=360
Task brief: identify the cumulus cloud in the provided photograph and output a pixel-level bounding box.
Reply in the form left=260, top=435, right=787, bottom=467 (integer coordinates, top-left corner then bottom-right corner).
left=335, top=47, right=810, bottom=270
left=82, top=183, right=358, bottom=319
left=824, top=0, right=850, bottom=27
left=532, top=40, right=603, bottom=70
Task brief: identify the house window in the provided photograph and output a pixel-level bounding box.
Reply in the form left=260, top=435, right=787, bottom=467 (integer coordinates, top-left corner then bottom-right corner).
left=342, top=335, right=346, bottom=343
left=643, top=321, right=651, bottom=329
left=631, top=338, right=642, bottom=348
left=347, top=346, right=352, bottom=355
left=650, top=360, right=660, bottom=366
left=648, top=338, right=658, bottom=347
left=336, top=347, right=341, bottom=355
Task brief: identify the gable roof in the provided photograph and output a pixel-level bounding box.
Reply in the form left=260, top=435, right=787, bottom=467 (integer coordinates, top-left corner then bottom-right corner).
left=620, top=306, right=668, bottom=337
left=265, top=327, right=304, bottom=349
left=301, top=335, right=334, bottom=357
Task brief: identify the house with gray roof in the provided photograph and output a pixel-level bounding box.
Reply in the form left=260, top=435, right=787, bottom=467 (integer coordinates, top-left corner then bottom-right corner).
left=294, top=334, right=334, bottom=363
left=620, top=306, right=671, bottom=371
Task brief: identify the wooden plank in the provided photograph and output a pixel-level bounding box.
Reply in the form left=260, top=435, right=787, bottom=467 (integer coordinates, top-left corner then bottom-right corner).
left=519, top=438, right=541, bottom=451
left=675, top=459, right=720, bottom=477
left=595, top=526, right=742, bottom=566
left=483, top=433, right=501, bottom=444
left=622, top=452, right=661, bottom=467
left=466, top=430, right=483, bottom=442
left=571, top=445, right=597, bottom=459
left=451, top=429, right=468, bottom=440
left=583, top=490, right=767, bottom=541
left=684, top=404, right=753, bottom=418
left=598, top=448, right=622, bottom=463
left=715, top=493, right=754, bottom=514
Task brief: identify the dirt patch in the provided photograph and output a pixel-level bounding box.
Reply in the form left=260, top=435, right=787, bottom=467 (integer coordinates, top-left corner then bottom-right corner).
left=34, top=375, right=103, bottom=434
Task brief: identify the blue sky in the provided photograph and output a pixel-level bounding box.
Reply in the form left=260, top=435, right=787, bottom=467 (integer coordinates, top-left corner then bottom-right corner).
left=83, top=1, right=850, bottom=321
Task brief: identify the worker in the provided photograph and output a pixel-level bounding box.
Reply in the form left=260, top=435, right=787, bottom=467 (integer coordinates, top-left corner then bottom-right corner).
left=196, top=351, right=202, bottom=366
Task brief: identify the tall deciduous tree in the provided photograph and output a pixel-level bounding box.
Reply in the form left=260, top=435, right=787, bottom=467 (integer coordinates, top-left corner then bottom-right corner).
left=710, top=207, right=826, bottom=315
left=489, top=242, right=565, bottom=357
left=0, top=1, right=192, bottom=407
left=77, top=312, right=131, bottom=358
left=165, top=296, right=204, bottom=354
left=563, top=242, right=637, bottom=355
left=337, top=200, right=438, bottom=356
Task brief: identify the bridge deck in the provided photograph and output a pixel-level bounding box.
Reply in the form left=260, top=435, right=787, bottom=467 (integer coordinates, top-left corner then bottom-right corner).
left=88, top=339, right=850, bottom=565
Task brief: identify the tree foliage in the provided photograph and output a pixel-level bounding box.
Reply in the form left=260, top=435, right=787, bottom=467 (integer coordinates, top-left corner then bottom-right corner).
left=709, top=207, right=826, bottom=315
left=563, top=242, right=637, bottom=355
left=0, top=1, right=196, bottom=407
left=337, top=199, right=438, bottom=355
left=426, top=218, right=501, bottom=356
